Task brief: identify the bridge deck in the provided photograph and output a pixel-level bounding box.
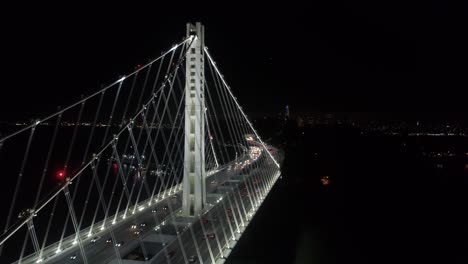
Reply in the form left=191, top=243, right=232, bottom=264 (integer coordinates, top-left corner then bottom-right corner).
left=20, top=144, right=283, bottom=264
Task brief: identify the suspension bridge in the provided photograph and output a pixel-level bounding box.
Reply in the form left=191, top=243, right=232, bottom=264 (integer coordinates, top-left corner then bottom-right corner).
left=0, top=22, right=284, bottom=264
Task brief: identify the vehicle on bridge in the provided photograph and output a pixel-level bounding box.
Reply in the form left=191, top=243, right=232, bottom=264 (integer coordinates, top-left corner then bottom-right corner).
left=188, top=255, right=197, bottom=263
left=321, top=175, right=331, bottom=186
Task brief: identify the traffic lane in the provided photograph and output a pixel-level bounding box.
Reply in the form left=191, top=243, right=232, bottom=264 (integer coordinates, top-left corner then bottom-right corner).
left=167, top=187, right=257, bottom=264
left=47, top=199, right=182, bottom=264
left=21, top=157, right=240, bottom=263
left=44, top=151, right=264, bottom=264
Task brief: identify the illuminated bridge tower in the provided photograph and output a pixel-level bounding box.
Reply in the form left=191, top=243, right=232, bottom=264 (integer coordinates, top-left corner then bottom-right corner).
left=182, top=22, right=206, bottom=216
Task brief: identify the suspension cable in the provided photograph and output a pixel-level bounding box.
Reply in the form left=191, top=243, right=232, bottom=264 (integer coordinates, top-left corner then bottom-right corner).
left=205, top=48, right=279, bottom=168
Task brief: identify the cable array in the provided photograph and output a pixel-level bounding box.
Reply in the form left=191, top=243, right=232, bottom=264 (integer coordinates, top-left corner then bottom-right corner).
left=0, top=33, right=283, bottom=264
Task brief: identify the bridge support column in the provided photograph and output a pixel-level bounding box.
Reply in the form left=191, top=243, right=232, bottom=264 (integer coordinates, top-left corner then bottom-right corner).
left=182, top=22, right=206, bottom=216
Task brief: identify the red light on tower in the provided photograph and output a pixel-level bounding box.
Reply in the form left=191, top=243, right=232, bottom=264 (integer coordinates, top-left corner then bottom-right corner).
left=56, top=170, right=65, bottom=180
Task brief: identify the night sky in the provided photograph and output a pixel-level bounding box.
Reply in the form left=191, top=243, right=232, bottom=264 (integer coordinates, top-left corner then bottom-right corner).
left=0, top=3, right=467, bottom=263
left=0, top=2, right=467, bottom=121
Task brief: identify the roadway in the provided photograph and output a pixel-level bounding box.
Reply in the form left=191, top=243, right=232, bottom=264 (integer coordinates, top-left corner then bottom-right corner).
left=18, top=142, right=282, bottom=264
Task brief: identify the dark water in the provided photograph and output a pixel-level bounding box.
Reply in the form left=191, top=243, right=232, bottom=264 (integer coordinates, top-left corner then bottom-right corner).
left=226, top=125, right=468, bottom=264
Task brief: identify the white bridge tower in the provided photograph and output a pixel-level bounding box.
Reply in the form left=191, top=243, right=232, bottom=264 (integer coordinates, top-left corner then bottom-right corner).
left=182, top=22, right=206, bottom=216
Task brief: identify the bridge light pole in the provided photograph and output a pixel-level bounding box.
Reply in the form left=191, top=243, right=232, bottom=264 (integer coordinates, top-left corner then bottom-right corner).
left=182, top=22, right=206, bottom=216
